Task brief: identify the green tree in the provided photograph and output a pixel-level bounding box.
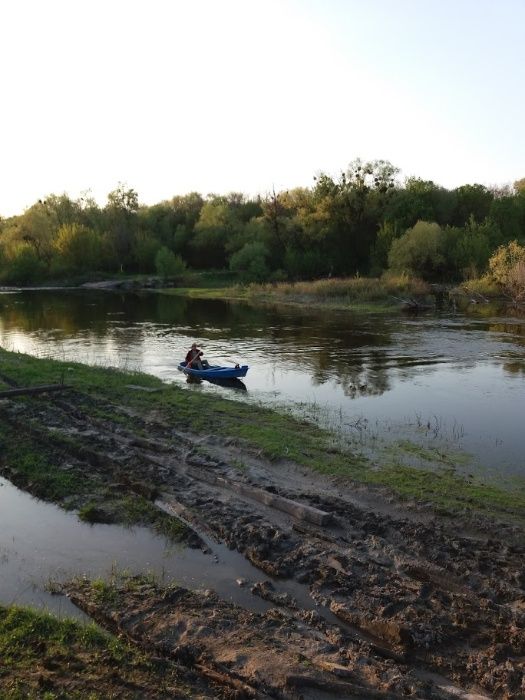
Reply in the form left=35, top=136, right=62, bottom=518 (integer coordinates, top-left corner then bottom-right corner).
left=388, top=221, right=446, bottom=280
left=451, top=184, right=493, bottom=226
left=12, top=202, right=57, bottom=268
left=444, top=216, right=493, bottom=279
left=190, top=197, right=242, bottom=268
left=54, top=223, right=103, bottom=272
left=132, top=232, right=162, bottom=272
left=229, top=241, right=270, bottom=282
left=155, top=246, right=186, bottom=278
left=104, top=184, right=139, bottom=271
left=385, top=178, right=454, bottom=231
left=313, top=159, right=399, bottom=275
left=1, top=243, right=47, bottom=284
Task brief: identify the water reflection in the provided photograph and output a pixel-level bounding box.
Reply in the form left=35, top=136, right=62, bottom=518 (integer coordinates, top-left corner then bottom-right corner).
left=206, top=377, right=247, bottom=391
left=1, top=290, right=524, bottom=475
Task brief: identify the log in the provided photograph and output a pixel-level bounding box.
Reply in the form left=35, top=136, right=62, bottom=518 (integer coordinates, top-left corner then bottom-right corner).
left=0, top=384, right=72, bottom=399
left=186, top=467, right=332, bottom=526
left=194, top=663, right=265, bottom=698
left=285, top=674, right=393, bottom=698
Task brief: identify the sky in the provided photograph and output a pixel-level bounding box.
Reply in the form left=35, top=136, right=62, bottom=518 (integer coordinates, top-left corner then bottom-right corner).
left=0, top=0, right=524, bottom=216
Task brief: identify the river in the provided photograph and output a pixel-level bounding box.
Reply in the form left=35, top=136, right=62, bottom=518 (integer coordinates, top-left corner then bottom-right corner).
left=0, top=288, right=524, bottom=480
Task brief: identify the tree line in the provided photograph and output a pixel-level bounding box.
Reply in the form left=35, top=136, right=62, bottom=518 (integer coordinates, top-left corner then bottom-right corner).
left=1, top=160, right=525, bottom=285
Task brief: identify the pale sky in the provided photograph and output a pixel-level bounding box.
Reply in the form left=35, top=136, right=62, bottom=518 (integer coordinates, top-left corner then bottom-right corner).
left=1, top=0, right=523, bottom=216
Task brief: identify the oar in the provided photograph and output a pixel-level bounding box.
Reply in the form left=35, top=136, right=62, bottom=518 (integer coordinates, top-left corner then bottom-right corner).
left=184, top=351, right=203, bottom=373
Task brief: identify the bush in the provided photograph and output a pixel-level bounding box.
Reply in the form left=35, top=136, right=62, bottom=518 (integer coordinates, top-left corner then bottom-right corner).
left=155, top=246, right=186, bottom=278
left=459, top=275, right=500, bottom=298
left=133, top=234, right=162, bottom=272
left=488, top=240, right=525, bottom=302
left=229, top=241, right=270, bottom=282
left=388, top=221, right=446, bottom=280
left=54, top=223, right=104, bottom=273
left=1, top=245, right=47, bottom=284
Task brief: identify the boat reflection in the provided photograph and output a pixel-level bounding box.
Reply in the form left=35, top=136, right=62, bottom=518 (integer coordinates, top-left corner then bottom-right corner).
left=206, top=377, right=247, bottom=391
left=185, top=374, right=247, bottom=392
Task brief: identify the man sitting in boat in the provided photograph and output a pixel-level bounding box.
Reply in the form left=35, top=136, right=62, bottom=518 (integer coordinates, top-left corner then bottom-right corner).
left=185, top=343, right=208, bottom=369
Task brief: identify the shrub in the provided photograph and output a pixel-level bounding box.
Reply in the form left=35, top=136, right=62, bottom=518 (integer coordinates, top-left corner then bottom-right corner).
left=229, top=241, right=270, bottom=282
left=488, top=240, right=525, bottom=302
left=388, top=221, right=446, bottom=280
left=54, top=223, right=103, bottom=272
left=133, top=233, right=162, bottom=272
left=1, top=244, right=47, bottom=284
left=155, top=246, right=186, bottom=278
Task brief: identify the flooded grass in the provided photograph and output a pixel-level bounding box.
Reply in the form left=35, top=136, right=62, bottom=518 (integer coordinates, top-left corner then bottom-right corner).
left=367, top=461, right=525, bottom=521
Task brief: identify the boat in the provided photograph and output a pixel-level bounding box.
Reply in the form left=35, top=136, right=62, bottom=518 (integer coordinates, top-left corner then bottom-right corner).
left=177, top=361, right=249, bottom=379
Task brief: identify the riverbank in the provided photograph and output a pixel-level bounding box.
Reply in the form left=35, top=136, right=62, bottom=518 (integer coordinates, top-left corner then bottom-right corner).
left=157, top=273, right=435, bottom=313
left=1, top=349, right=524, bottom=698
left=3, top=271, right=514, bottom=316
left=1, top=348, right=523, bottom=523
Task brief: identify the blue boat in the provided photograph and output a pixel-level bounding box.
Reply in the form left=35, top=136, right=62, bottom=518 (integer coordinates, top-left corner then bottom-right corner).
left=178, top=361, right=249, bottom=379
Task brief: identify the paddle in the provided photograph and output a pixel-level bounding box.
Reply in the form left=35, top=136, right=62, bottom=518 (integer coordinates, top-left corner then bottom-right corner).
left=184, top=350, right=203, bottom=373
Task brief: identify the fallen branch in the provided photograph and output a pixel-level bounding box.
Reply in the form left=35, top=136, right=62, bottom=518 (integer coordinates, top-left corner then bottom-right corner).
left=186, top=466, right=332, bottom=526
left=194, top=663, right=267, bottom=698
left=0, top=384, right=72, bottom=399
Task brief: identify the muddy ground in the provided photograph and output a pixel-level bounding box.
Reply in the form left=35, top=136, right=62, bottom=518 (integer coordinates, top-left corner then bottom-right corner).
left=0, top=380, right=524, bottom=699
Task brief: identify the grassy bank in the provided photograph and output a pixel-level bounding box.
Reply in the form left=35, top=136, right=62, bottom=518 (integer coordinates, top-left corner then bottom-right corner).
left=0, top=348, right=524, bottom=525
left=160, top=273, right=432, bottom=312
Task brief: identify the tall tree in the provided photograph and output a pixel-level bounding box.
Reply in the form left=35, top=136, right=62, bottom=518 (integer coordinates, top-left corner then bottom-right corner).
left=105, top=184, right=139, bottom=271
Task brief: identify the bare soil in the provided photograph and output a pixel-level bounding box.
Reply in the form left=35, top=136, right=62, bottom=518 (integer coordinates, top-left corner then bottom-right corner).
left=1, top=385, right=524, bottom=699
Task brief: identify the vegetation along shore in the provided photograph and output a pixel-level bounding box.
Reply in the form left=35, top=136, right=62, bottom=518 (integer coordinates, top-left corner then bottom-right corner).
left=1, top=161, right=525, bottom=303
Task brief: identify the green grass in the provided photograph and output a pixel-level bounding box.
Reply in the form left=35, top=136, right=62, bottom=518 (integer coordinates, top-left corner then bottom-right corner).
left=386, top=439, right=473, bottom=468
left=0, top=605, right=123, bottom=669
left=0, top=601, right=195, bottom=698
left=0, top=426, right=90, bottom=502
left=363, top=461, right=525, bottom=520
left=119, top=495, right=187, bottom=541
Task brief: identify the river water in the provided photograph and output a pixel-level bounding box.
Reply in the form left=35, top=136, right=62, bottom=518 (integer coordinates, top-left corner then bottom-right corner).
left=0, top=289, right=524, bottom=479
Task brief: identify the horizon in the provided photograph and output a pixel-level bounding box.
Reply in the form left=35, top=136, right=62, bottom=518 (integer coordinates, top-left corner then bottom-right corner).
left=1, top=0, right=524, bottom=217
left=0, top=161, right=520, bottom=219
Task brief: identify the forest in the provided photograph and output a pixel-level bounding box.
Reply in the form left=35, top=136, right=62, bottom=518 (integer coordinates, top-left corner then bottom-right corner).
left=1, top=159, right=525, bottom=286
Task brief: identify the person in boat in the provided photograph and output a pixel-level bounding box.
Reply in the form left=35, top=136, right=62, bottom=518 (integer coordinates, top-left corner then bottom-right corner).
left=185, top=343, right=208, bottom=369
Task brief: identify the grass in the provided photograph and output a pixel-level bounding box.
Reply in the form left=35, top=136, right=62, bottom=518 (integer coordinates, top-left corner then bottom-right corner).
left=0, top=604, right=124, bottom=686
left=0, top=601, right=196, bottom=698
left=386, top=439, right=473, bottom=468
left=0, top=347, right=524, bottom=525
left=158, top=272, right=432, bottom=312
left=364, top=461, right=525, bottom=520
left=243, top=272, right=430, bottom=303
left=0, top=425, right=91, bottom=503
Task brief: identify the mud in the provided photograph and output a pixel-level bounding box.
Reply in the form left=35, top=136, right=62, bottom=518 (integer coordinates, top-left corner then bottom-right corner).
left=1, top=386, right=524, bottom=698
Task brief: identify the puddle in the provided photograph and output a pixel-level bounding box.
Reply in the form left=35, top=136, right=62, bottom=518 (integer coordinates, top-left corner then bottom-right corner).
left=1, top=478, right=337, bottom=625
left=0, top=478, right=278, bottom=619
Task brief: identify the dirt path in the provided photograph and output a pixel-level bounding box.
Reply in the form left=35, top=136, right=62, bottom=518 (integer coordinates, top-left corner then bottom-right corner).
left=1, top=386, right=524, bottom=699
